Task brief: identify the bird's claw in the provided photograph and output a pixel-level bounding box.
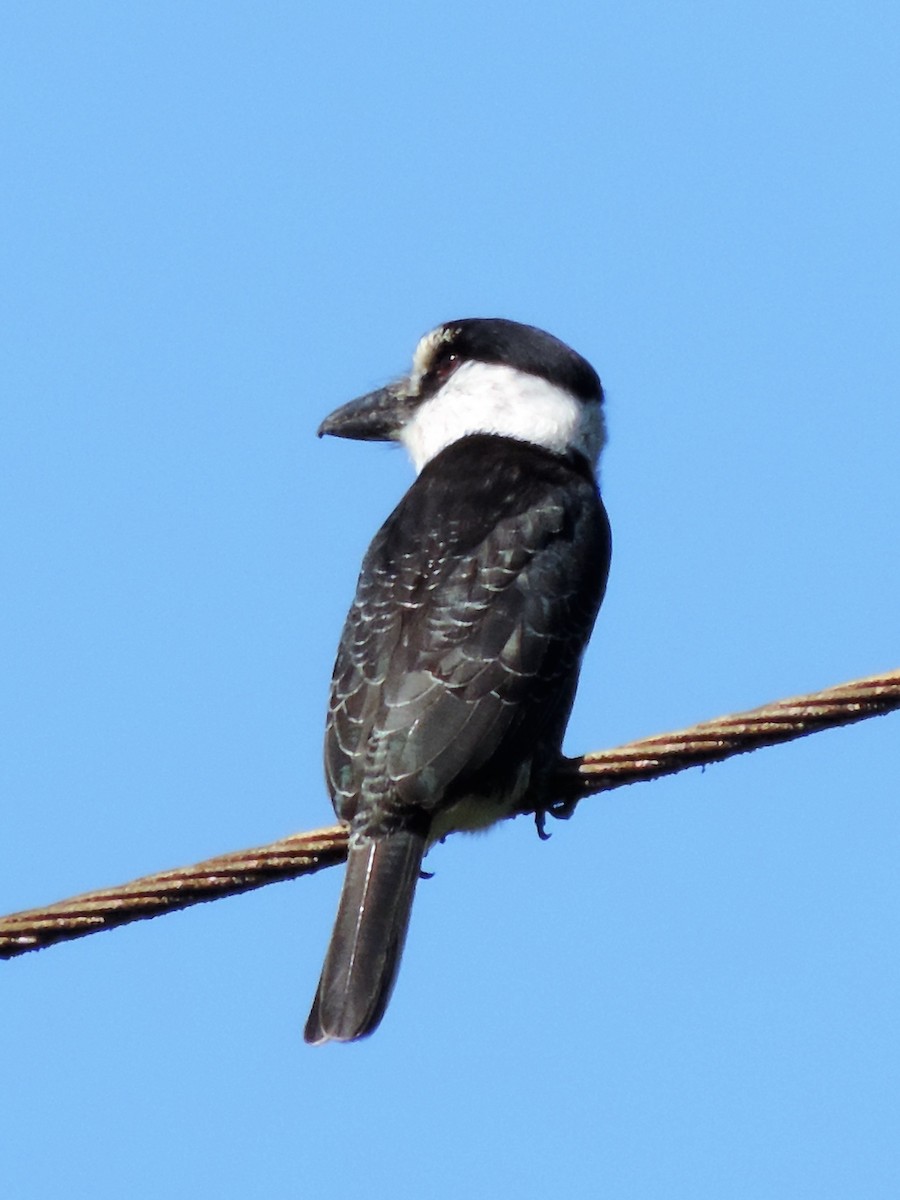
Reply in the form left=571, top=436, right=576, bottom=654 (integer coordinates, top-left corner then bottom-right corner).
left=534, top=797, right=578, bottom=840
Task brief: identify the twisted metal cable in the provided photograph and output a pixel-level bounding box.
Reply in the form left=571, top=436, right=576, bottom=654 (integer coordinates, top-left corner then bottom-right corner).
left=558, top=668, right=900, bottom=793
left=2, top=667, right=898, bottom=960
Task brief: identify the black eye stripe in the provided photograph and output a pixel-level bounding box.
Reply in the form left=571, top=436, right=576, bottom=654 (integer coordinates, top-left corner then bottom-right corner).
left=430, top=319, right=603, bottom=403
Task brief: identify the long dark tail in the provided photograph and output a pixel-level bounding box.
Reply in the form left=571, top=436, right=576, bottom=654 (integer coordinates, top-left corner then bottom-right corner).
left=304, top=830, right=426, bottom=1044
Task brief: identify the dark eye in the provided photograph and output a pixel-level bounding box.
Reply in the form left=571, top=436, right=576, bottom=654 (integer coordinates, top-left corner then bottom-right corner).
left=433, top=352, right=459, bottom=382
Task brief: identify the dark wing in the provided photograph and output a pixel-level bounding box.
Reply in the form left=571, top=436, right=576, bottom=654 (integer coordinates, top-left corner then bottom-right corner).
left=324, top=435, right=610, bottom=837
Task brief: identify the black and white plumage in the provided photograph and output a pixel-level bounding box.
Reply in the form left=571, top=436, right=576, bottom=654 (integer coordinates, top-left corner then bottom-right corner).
left=305, top=318, right=611, bottom=1044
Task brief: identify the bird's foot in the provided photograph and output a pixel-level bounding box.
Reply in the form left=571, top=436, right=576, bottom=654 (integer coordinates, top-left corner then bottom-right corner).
left=534, top=797, right=579, bottom=840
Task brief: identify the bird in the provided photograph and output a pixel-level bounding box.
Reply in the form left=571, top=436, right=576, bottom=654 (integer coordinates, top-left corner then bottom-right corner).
left=305, top=317, right=611, bottom=1044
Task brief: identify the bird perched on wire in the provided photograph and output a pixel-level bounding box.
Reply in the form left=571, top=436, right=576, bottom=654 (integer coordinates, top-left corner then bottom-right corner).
left=305, top=317, right=611, bottom=1044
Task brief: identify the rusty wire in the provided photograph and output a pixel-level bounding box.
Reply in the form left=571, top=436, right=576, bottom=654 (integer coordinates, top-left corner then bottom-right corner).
left=2, top=667, right=898, bottom=960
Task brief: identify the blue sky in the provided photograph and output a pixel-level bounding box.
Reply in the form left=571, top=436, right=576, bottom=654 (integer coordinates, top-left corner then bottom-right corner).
left=2, top=4, right=899, bottom=1197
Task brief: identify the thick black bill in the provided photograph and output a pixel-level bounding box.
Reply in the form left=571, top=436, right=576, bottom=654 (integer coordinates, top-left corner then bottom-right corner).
left=317, top=383, right=412, bottom=442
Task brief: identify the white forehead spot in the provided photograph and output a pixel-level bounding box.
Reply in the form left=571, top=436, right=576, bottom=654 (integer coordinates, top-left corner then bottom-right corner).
left=410, top=326, right=458, bottom=385
left=398, top=360, right=605, bottom=475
